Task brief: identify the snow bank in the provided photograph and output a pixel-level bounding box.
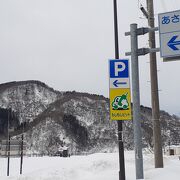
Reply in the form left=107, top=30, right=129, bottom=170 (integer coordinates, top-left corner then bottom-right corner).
left=0, top=151, right=179, bottom=180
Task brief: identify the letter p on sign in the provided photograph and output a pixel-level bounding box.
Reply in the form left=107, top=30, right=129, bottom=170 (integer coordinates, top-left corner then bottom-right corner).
left=114, top=62, right=125, bottom=77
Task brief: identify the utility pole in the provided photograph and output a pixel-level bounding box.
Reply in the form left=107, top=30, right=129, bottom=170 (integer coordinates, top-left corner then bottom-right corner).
left=113, top=0, right=126, bottom=180
left=146, top=0, right=163, bottom=168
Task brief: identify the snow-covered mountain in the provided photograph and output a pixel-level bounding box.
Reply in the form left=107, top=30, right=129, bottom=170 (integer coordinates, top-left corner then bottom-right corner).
left=0, top=80, right=61, bottom=123
left=0, top=80, right=179, bottom=155
left=22, top=92, right=118, bottom=155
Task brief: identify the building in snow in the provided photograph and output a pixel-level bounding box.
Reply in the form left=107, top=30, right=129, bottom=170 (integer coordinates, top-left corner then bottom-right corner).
left=165, top=145, right=180, bottom=155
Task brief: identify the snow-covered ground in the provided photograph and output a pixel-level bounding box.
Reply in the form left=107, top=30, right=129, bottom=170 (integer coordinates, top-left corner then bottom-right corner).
left=0, top=151, right=179, bottom=180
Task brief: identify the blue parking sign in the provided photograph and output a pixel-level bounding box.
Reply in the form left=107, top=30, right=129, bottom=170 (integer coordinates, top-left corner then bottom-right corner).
left=109, top=59, right=129, bottom=78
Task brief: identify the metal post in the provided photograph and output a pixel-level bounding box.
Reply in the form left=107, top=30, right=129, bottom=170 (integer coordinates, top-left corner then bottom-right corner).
left=7, top=109, right=10, bottom=176
left=130, top=23, right=144, bottom=179
left=117, top=123, right=125, bottom=180
left=113, top=0, right=119, bottom=59
left=113, top=0, right=126, bottom=180
left=146, top=0, right=163, bottom=168
left=7, top=135, right=10, bottom=176
left=20, top=133, right=24, bottom=174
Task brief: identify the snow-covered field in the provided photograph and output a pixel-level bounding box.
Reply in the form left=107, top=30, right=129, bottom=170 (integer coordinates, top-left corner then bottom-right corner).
left=0, top=151, right=179, bottom=180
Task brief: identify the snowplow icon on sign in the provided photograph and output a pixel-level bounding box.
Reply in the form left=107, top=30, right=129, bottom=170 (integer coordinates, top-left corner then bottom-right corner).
left=112, top=93, right=129, bottom=110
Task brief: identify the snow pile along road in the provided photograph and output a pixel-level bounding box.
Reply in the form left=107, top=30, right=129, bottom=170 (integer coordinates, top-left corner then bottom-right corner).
left=0, top=151, right=179, bottom=180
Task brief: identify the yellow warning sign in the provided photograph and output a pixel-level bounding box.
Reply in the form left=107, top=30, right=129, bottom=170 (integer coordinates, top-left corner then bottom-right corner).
left=110, top=88, right=131, bottom=120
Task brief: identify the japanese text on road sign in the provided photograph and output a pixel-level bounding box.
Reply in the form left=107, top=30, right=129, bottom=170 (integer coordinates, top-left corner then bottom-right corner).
left=161, top=14, right=180, bottom=25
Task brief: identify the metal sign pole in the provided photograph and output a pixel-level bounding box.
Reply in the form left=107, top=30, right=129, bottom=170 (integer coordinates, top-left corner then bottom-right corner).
left=113, top=1, right=126, bottom=180
left=130, top=24, right=144, bottom=179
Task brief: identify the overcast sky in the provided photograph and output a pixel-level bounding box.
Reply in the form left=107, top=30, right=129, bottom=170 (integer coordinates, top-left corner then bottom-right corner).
left=0, top=0, right=180, bottom=115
